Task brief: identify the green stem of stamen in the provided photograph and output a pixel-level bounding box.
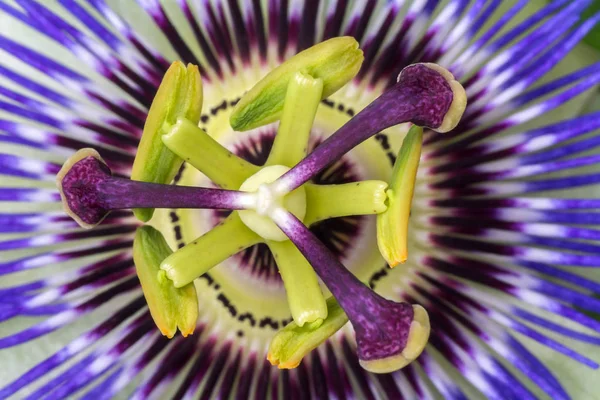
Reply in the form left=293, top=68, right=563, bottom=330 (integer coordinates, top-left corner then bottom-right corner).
left=268, top=240, right=327, bottom=327
left=268, top=295, right=348, bottom=369
left=160, top=212, right=263, bottom=287
left=303, top=181, right=388, bottom=226
left=266, top=72, right=323, bottom=167
left=162, top=118, right=260, bottom=189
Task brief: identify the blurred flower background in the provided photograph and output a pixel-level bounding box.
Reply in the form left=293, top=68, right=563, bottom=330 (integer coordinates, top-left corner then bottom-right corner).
left=1, top=0, right=600, bottom=399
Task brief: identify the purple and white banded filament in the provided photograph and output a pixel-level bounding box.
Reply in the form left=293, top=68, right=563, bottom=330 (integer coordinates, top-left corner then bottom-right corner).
left=1, top=0, right=600, bottom=398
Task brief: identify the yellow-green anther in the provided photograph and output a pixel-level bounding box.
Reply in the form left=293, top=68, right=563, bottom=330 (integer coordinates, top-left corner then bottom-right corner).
left=304, top=181, right=388, bottom=226
left=266, top=72, right=323, bottom=167
left=160, top=212, right=262, bottom=288
left=267, top=296, right=348, bottom=369
left=162, top=118, right=259, bottom=189
left=268, top=240, right=327, bottom=327
left=131, top=61, right=203, bottom=222
left=377, top=125, right=423, bottom=267
left=230, top=37, right=363, bottom=131
left=133, top=226, right=199, bottom=338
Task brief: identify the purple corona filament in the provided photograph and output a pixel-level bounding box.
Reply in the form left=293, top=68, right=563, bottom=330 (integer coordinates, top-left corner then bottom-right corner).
left=57, top=149, right=254, bottom=228
left=3, top=0, right=600, bottom=398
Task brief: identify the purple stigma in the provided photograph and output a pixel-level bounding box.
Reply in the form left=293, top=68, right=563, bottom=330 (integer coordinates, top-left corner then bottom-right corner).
left=272, top=208, right=429, bottom=373
left=57, top=148, right=254, bottom=228
left=393, top=64, right=454, bottom=128
left=58, top=150, right=114, bottom=228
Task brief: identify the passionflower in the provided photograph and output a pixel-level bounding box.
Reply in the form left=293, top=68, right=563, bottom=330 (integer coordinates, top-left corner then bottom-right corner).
left=1, top=1, right=600, bottom=399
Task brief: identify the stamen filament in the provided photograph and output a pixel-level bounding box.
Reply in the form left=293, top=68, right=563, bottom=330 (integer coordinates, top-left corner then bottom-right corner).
left=160, top=212, right=263, bottom=288
left=162, top=118, right=260, bottom=189
left=303, top=181, right=388, bottom=226
left=377, top=125, right=423, bottom=267
left=268, top=240, right=327, bottom=327
left=266, top=72, right=323, bottom=167
left=272, top=64, right=466, bottom=194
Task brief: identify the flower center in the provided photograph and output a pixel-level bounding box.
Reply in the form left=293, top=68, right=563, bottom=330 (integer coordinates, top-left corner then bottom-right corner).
left=55, top=42, right=466, bottom=375
left=238, top=165, right=307, bottom=242
left=157, top=113, right=391, bottom=338
left=209, top=130, right=371, bottom=283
